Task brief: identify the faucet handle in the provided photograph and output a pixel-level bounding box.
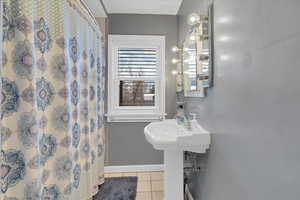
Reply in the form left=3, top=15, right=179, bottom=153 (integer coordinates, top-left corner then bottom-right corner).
left=190, top=113, right=197, bottom=120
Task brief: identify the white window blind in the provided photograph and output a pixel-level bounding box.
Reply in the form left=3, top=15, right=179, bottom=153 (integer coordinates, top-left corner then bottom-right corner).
left=118, top=48, right=157, bottom=78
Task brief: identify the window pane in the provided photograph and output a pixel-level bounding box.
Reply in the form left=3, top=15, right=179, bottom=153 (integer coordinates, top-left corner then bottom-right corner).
left=118, top=48, right=157, bottom=78
left=119, top=80, right=155, bottom=106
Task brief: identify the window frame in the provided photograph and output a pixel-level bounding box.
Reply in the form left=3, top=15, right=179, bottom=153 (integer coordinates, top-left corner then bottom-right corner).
left=107, top=35, right=166, bottom=122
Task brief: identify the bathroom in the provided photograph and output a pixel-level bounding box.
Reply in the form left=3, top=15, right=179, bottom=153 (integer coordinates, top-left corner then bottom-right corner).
left=1, top=0, right=300, bottom=200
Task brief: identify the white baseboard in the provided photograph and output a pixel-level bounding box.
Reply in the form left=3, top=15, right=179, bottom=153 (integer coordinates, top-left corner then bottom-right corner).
left=104, top=164, right=164, bottom=173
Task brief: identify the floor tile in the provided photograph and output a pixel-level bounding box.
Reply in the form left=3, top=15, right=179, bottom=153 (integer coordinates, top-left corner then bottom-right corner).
left=150, top=172, right=164, bottom=181
left=137, top=172, right=151, bottom=181
left=105, top=173, right=123, bottom=178
left=122, top=172, right=137, bottom=177
left=137, top=181, right=152, bottom=192
left=152, top=192, right=164, bottom=200
left=136, top=192, right=152, bottom=200
left=151, top=181, right=164, bottom=192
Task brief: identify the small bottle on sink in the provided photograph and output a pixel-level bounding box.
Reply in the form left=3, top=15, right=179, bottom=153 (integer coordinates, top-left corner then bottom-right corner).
left=189, top=113, right=199, bottom=131
left=175, top=105, right=187, bottom=126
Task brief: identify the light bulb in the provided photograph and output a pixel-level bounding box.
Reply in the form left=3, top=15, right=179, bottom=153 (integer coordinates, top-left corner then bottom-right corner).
left=190, top=35, right=196, bottom=41
left=190, top=16, right=197, bottom=22
left=172, top=70, right=178, bottom=75
left=172, top=58, right=180, bottom=64
left=172, top=46, right=180, bottom=52
left=188, top=13, right=200, bottom=25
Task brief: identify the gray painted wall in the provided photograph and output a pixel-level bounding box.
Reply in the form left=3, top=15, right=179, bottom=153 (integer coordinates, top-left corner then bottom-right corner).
left=107, top=14, right=178, bottom=165
left=179, top=0, right=300, bottom=199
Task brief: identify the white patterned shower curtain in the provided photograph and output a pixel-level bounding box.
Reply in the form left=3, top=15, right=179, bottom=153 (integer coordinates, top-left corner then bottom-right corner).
left=0, top=0, right=106, bottom=199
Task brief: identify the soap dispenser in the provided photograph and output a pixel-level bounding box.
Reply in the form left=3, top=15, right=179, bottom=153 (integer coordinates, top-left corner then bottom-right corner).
left=189, top=113, right=199, bottom=131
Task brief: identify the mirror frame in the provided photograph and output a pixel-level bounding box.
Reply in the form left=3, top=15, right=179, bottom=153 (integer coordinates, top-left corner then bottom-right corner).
left=182, top=3, right=214, bottom=98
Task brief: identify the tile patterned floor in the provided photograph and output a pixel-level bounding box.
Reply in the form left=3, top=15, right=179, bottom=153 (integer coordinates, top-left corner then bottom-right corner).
left=104, top=171, right=164, bottom=200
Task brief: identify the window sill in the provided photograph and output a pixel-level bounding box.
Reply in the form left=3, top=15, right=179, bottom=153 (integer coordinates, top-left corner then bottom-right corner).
left=106, top=113, right=167, bottom=123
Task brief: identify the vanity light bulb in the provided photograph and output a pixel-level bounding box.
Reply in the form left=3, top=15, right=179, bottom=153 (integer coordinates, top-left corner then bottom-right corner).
left=172, top=70, right=178, bottom=75
left=190, top=35, right=196, bottom=41
left=188, top=13, right=200, bottom=25
left=190, top=16, right=197, bottom=22
left=172, top=46, right=180, bottom=52
left=172, top=58, right=180, bottom=64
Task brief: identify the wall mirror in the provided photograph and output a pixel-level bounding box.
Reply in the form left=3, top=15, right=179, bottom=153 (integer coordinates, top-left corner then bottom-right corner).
left=178, top=4, right=214, bottom=98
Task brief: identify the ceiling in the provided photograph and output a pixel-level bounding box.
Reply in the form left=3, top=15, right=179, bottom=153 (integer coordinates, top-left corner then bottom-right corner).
left=102, top=0, right=183, bottom=15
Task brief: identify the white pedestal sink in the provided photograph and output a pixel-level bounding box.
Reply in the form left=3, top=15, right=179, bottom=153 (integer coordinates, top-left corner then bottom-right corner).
left=144, top=119, right=210, bottom=200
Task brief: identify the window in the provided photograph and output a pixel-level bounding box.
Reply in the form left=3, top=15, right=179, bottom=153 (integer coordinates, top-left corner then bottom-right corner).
left=107, top=35, right=165, bottom=122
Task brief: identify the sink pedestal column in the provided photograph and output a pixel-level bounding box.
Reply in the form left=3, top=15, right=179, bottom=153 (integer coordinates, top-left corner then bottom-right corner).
left=164, top=150, right=184, bottom=200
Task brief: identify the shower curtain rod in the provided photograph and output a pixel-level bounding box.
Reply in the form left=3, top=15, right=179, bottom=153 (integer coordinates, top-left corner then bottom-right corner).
left=79, top=0, right=97, bottom=20
left=72, top=0, right=102, bottom=35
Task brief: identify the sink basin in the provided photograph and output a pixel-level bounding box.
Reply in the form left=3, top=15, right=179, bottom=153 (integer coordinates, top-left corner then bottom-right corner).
left=144, top=119, right=210, bottom=153
left=144, top=119, right=211, bottom=200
